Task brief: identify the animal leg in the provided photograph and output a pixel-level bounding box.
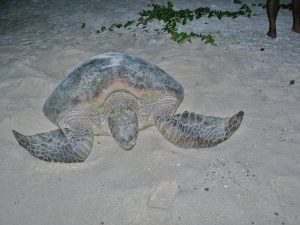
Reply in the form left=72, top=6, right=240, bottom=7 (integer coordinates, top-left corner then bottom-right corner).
left=267, top=0, right=279, bottom=38
left=292, top=0, right=300, bottom=33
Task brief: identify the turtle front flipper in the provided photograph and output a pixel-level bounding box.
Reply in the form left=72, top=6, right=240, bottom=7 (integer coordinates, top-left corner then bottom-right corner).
left=155, top=111, right=243, bottom=148
left=108, top=106, right=139, bottom=150
left=12, top=125, right=93, bottom=163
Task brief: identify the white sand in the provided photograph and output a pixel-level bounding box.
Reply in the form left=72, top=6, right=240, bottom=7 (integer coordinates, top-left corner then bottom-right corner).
left=0, top=0, right=299, bottom=224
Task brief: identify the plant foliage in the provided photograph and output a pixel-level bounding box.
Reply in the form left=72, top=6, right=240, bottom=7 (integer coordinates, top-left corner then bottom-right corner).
left=97, top=0, right=254, bottom=45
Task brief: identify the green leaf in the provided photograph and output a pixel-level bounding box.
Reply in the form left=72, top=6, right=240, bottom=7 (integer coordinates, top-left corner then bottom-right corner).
left=110, top=23, right=123, bottom=29
left=100, top=26, right=106, bottom=32
left=167, top=1, right=173, bottom=9
left=124, top=20, right=136, bottom=28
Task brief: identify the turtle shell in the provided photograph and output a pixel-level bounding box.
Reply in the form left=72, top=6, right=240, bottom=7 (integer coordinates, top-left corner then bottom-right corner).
left=43, top=52, right=184, bottom=123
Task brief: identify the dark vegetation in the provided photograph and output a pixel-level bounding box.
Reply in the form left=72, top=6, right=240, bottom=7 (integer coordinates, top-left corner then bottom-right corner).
left=97, top=0, right=292, bottom=45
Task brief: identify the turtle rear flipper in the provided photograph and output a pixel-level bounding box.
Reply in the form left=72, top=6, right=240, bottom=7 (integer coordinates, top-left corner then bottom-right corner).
left=12, top=125, right=93, bottom=163
left=156, top=111, right=243, bottom=148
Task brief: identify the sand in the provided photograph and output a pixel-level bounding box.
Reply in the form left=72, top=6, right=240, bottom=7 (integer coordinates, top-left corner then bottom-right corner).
left=0, top=0, right=299, bottom=225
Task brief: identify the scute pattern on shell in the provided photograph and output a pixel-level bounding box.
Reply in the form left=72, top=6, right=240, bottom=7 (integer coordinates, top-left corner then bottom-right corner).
left=43, top=52, right=184, bottom=123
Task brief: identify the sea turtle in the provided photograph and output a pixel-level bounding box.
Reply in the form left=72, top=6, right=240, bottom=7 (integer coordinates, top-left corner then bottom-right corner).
left=12, top=52, right=244, bottom=163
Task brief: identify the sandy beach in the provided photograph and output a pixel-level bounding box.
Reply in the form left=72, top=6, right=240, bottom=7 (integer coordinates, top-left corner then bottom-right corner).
left=0, top=0, right=299, bottom=224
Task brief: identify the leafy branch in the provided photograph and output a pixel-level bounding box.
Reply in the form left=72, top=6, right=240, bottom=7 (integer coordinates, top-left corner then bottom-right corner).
left=97, top=0, right=253, bottom=45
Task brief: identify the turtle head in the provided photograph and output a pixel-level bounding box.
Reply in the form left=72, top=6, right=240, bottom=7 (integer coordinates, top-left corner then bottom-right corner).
left=108, top=107, right=139, bottom=150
